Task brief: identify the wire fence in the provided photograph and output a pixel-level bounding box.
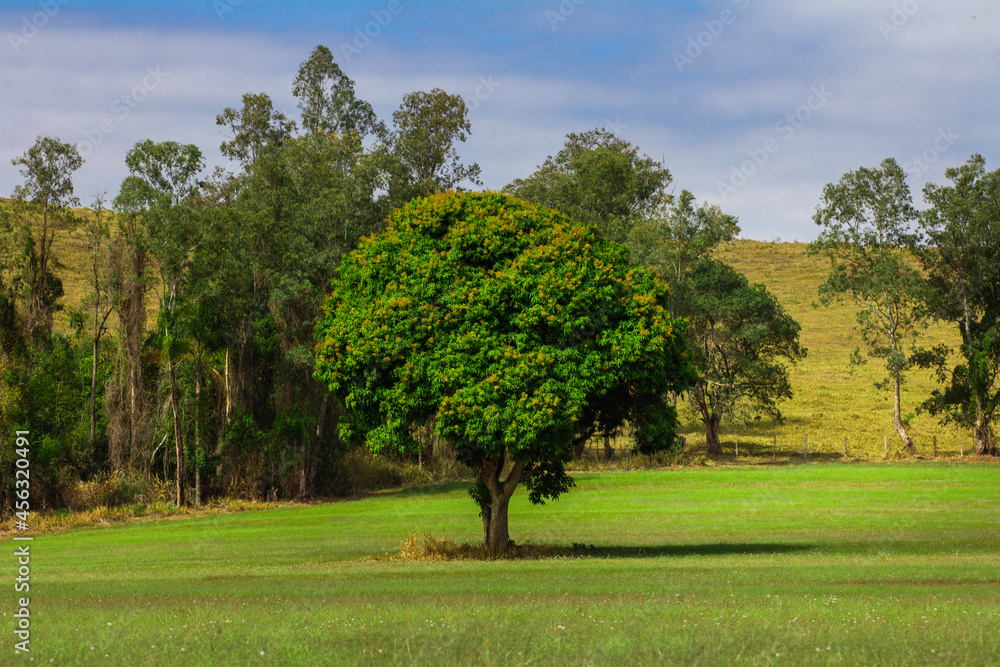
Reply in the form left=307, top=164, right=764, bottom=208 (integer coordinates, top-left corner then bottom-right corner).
left=576, top=429, right=985, bottom=461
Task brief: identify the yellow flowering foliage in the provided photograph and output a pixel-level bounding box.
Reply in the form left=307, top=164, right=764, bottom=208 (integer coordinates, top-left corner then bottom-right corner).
left=315, top=192, right=695, bottom=499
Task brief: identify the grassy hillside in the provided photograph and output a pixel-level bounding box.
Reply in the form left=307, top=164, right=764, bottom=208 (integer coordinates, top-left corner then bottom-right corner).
left=710, top=240, right=962, bottom=460
left=11, top=464, right=1000, bottom=665
left=12, top=199, right=968, bottom=461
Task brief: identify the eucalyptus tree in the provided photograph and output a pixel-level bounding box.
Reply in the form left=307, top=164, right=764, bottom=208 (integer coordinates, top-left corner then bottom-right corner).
left=114, top=139, right=205, bottom=504
left=678, top=257, right=805, bottom=455
left=210, top=51, right=390, bottom=496
left=293, top=44, right=384, bottom=140
left=916, top=154, right=1000, bottom=455
left=213, top=92, right=296, bottom=423
left=81, top=195, right=115, bottom=448
left=389, top=88, right=482, bottom=203
left=9, top=135, right=83, bottom=345
left=809, top=158, right=924, bottom=454
left=506, top=128, right=672, bottom=245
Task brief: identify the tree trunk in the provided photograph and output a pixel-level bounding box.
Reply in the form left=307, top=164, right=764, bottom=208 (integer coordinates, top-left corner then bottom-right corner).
left=892, top=367, right=917, bottom=454
left=479, top=455, right=526, bottom=552
left=959, top=289, right=992, bottom=457
left=975, top=419, right=993, bottom=455
left=705, top=416, right=722, bottom=456
left=693, top=382, right=723, bottom=457
left=90, top=325, right=99, bottom=446
left=125, top=247, right=146, bottom=470
left=169, top=355, right=185, bottom=506
left=485, top=492, right=513, bottom=551
left=224, top=347, right=233, bottom=423
left=298, top=444, right=307, bottom=499
left=603, top=432, right=614, bottom=459
left=572, top=429, right=592, bottom=459
left=315, top=393, right=330, bottom=443
left=194, top=353, right=202, bottom=506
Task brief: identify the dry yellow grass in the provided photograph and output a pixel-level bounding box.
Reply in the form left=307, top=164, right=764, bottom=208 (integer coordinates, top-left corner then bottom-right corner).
left=703, top=239, right=964, bottom=459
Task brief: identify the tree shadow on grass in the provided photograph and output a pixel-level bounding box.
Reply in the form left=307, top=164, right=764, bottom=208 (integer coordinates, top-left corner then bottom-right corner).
left=392, top=535, right=816, bottom=562
left=564, top=542, right=815, bottom=559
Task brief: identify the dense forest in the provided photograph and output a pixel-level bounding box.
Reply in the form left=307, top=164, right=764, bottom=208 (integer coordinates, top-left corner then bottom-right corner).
left=2, top=45, right=998, bottom=515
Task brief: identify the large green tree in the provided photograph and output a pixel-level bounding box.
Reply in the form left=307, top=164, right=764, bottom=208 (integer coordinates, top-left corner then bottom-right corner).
left=809, top=158, right=924, bottom=454
left=625, top=189, right=798, bottom=455
left=916, top=154, right=1000, bottom=455
left=315, top=193, right=695, bottom=550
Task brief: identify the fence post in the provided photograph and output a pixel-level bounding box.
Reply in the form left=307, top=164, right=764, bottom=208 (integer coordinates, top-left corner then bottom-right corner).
left=773, top=434, right=776, bottom=459
left=843, top=436, right=847, bottom=458
left=933, top=436, right=937, bottom=458
left=803, top=435, right=808, bottom=460
left=735, top=436, right=739, bottom=459
left=884, top=434, right=887, bottom=457
left=959, top=434, right=964, bottom=457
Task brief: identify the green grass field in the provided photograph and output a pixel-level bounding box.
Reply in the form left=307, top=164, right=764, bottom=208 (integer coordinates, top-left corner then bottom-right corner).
left=6, top=463, right=999, bottom=665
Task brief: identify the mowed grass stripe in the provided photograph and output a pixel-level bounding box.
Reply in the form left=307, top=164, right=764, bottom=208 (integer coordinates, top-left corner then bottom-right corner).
left=8, top=463, right=999, bottom=665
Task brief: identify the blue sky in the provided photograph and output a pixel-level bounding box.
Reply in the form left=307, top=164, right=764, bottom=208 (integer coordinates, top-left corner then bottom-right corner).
left=1, top=0, right=998, bottom=239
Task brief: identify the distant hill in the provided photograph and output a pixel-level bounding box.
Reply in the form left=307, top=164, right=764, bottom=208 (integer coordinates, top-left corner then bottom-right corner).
left=710, top=240, right=961, bottom=459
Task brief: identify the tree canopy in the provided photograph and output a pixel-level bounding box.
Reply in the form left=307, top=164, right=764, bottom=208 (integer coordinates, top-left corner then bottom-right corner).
left=388, top=88, right=482, bottom=202
left=506, top=128, right=671, bottom=245
left=678, top=256, right=806, bottom=455
left=315, top=192, right=696, bottom=549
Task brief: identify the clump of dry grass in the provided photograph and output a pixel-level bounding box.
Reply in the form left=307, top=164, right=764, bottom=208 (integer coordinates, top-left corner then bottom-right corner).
left=396, top=533, right=574, bottom=561
left=60, top=470, right=173, bottom=512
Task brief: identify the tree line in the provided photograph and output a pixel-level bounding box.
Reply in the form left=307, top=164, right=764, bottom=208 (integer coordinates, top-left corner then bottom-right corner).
left=1, top=45, right=997, bottom=517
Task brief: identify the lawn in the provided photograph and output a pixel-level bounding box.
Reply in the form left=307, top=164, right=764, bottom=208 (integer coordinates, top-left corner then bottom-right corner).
left=5, top=463, right=1000, bottom=665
